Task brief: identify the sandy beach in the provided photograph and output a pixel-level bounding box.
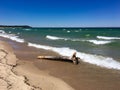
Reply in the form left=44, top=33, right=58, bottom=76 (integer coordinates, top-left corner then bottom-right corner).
left=0, top=38, right=120, bottom=90
left=0, top=38, right=74, bottom=90
left=0, top=41, right=37, bottom=90
left=1, top=0, right=120, bottom=89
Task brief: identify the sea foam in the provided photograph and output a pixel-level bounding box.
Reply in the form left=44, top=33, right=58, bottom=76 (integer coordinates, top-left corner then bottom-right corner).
left=46, top=35, right=64, bottom=40
left=97, top=36, right=120, bottom=40
left=46, top=35, right=83, bottom=41
left=0, top=30, right=5, bottom=34
left=87, top=40, right=111, bottom=45
left=67, top=30, right=70, bottom=33
left=28, top=42, right=120, bottom=70
left=0, top=30, right=24, bottom=43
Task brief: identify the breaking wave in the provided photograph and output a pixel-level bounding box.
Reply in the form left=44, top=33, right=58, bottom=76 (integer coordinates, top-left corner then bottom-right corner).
left=0, top=30, right=24, bottom=43
left=46, top=35, right=111, bottom=45
left=28, top=42, right=120, bottom=70
left=87, top=40, right=111, bottom=45
left=0, top=30, right=5, bottom=34
left=97, top=36, right=120, bottom=40
left=46, top=35, right=83, bottom=41
left=46, top=35, right=65, bottom=40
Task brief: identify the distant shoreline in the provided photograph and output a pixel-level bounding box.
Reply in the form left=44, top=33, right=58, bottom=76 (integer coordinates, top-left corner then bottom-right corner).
left=0, top=25, right=32, bottom=28
left=0, top=25, right=120, bottom=29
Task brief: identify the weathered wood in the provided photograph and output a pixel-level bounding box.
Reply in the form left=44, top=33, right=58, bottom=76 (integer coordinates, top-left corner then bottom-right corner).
left=37, top=56, right=71, bottom=60
left=37, top=52, right=80, bottom=65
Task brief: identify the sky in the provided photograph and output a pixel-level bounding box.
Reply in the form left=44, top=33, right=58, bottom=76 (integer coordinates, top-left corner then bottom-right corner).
left=0, top=0, right=120, bottom=27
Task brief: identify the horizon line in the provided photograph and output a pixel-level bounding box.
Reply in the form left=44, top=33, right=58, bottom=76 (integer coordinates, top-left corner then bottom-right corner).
left=0, top=25, right=120, bottom=28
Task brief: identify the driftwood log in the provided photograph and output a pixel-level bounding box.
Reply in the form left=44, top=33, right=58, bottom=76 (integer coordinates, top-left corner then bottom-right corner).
left=37, top=52, right=80, bottom=65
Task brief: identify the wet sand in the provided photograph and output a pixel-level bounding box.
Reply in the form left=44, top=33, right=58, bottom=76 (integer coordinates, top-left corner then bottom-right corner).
left=1, top=37, right=120, bottom=90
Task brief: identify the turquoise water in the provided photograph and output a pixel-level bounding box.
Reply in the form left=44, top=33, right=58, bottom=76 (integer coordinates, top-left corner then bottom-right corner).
left=0, top=28, right=120, bottom=70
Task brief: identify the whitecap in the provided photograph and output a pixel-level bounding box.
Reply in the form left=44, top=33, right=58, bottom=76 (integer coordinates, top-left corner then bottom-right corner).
left=23, top=29, right=31, bottom=31
left=46, top=35, right=82, bottom=42
left=9, top=31, right=11, bottom=33
left=46, top=35, right=63, bottom=40
left=46, top=35, right=111, bottom=45
left=97, top=36, right=120, bottom=40
left=87, top=40, right=111, bottom=45
left=17, top=32, right=20, bottom=35
left=67, top=31, right=70, bottom=33
left=85, top=34, right=90, bottom=37
left=75, top=30, right=79, bottom=32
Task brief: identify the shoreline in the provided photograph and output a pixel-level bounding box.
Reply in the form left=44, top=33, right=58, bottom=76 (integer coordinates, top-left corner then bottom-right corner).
left=0, top=37, right=120, bottom=90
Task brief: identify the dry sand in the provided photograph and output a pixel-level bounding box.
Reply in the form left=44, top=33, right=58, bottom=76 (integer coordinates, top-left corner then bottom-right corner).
left=0, top=41, right=37, bottom=90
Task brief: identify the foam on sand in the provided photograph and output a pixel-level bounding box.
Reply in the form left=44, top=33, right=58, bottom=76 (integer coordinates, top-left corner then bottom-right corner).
left=28, top=42, right=120, bottom=70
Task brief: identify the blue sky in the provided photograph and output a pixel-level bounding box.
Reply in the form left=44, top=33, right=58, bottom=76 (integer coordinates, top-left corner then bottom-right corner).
left=0, top=0, right=120, bottom=27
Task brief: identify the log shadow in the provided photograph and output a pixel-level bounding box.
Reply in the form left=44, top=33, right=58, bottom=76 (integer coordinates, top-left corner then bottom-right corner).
left=41, top=58, right=79, bottom=64
left=47, top=58, right=73, bottom=63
